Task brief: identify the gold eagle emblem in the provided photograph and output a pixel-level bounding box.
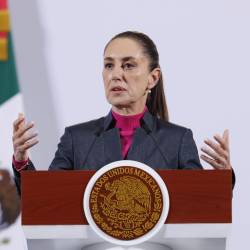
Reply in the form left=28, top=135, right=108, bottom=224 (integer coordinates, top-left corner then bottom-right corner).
left=89, top=167, right=163, bottom=240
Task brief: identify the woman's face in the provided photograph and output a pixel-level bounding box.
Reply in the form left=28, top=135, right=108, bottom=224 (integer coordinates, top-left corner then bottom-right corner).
left=103, top=38, right=159, bottom=112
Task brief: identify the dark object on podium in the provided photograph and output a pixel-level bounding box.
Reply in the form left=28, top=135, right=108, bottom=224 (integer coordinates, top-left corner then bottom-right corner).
left=0, top=169, right=20, bottom=228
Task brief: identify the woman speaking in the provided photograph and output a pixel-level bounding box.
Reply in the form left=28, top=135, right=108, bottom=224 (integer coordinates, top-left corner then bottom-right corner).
left=11, top=31, right=233, bottom=192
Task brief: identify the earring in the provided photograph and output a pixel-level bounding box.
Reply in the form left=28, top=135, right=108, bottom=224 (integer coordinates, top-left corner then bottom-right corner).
left=148, top=89, right=151, bottom=94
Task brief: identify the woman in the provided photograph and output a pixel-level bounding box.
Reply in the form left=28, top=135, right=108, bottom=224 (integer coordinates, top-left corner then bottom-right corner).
left=12, top=31, right=233, bottom=193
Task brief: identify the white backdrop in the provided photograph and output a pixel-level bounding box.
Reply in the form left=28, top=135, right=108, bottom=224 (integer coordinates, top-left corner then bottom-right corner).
left=8, top=0, right=250, bottom=249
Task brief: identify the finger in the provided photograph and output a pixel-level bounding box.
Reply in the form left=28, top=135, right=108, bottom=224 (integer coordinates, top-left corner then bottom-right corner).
left=13, top=114, right=25, bottom=133
left=213, top=134, right=228, bottom=151
left=19, top=113, right=26, bottom=128
left=223, top=129, right=230, bottom=149
left=200, top=154, right=222, bottom=169
left=16, top=138, right=39, bottom=152
left=201, top=146, right=228, bottom=166
left=13, top=132, right=38, bottom=148
left=204, top=139, right=229, bottom=160
left=13, top=122, right=35, bottom=140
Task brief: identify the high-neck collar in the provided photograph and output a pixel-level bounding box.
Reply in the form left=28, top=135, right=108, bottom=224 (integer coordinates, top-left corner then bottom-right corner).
left=103, top=107, right=155, bottom=132
left=112, top=107, right=147, bottom=130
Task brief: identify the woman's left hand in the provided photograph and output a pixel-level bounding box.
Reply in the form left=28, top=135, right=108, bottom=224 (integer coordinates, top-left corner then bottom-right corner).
left=200, top=129, right=232, bottom=170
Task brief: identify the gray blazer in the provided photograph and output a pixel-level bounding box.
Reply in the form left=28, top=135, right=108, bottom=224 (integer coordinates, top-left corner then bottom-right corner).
left=13, top=110, right=203, bottom=193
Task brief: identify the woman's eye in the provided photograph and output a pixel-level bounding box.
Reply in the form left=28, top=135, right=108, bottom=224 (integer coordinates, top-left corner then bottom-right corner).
left=104, top=63, right=113, bottom=69
left=123, top=63, right=135, bottom=70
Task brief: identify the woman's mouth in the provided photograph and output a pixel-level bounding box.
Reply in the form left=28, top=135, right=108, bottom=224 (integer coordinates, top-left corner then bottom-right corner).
left=111, top=86, right=126, bottom=92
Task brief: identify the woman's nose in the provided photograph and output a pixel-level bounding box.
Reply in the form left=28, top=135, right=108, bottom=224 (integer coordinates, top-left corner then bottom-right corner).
left=111, top=65, right=123, bottom=81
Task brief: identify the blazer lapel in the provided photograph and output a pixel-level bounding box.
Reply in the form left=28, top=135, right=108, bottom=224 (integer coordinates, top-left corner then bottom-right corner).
left=127, top=127, right=149, bottom=162
left=103, top=127, right=123, bottom=162
left=101, top=109, right=156, bottom=163
left=127, top=111, right=156, bottom=162
left=102, top=111, right=123, bottom=162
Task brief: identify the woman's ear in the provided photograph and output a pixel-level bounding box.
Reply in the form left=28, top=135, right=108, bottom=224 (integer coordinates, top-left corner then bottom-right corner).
left=148, top=68, right=161, bottom=89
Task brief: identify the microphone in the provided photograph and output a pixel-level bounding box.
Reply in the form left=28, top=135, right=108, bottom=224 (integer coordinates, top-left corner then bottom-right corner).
left=141, top=122, right=170, bottom=166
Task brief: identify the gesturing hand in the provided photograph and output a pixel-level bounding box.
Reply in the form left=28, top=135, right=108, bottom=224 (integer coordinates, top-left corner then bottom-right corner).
left=12, top=113, right=39, bottom=162
left=200, top=129, right=232, bottom=170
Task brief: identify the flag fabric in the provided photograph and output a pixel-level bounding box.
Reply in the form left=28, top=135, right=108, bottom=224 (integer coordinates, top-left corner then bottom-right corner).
left=0, top=0, right=23, bottom=170
left=0, top=2, right=27, bottom=248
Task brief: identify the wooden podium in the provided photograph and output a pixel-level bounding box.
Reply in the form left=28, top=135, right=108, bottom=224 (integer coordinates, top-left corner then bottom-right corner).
left=21, top=170, right=232, bottom=250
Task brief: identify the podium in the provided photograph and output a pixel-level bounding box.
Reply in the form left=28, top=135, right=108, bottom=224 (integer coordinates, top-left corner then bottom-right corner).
left=21, top=170, right=232, bottom=250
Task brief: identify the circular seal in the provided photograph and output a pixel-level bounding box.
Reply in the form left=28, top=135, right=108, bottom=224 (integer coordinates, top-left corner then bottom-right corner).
left=84, top=160, right=169, bottom=246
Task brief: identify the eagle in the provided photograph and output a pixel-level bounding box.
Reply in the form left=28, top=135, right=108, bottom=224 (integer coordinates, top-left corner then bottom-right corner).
left=102, top=176, right=151, bottom=216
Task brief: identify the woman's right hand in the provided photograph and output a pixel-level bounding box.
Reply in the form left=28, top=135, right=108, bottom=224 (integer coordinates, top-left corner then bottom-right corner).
left=12, top=113, right=39, bottom=162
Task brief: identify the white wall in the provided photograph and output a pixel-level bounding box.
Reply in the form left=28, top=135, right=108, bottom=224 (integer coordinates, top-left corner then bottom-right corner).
left=9, top=0, right=250, bottom=249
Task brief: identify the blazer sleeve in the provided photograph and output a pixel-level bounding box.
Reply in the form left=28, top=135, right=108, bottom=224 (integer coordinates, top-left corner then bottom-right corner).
left=12, top=159, right=35, bottom=196
left=178, top=129, right=203, bottom=169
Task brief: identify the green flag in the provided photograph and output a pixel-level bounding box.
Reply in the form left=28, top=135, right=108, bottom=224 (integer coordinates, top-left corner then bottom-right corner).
left=0, top=3, right=23, bottom=170
left=0, top=33, right=19, bottom=105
